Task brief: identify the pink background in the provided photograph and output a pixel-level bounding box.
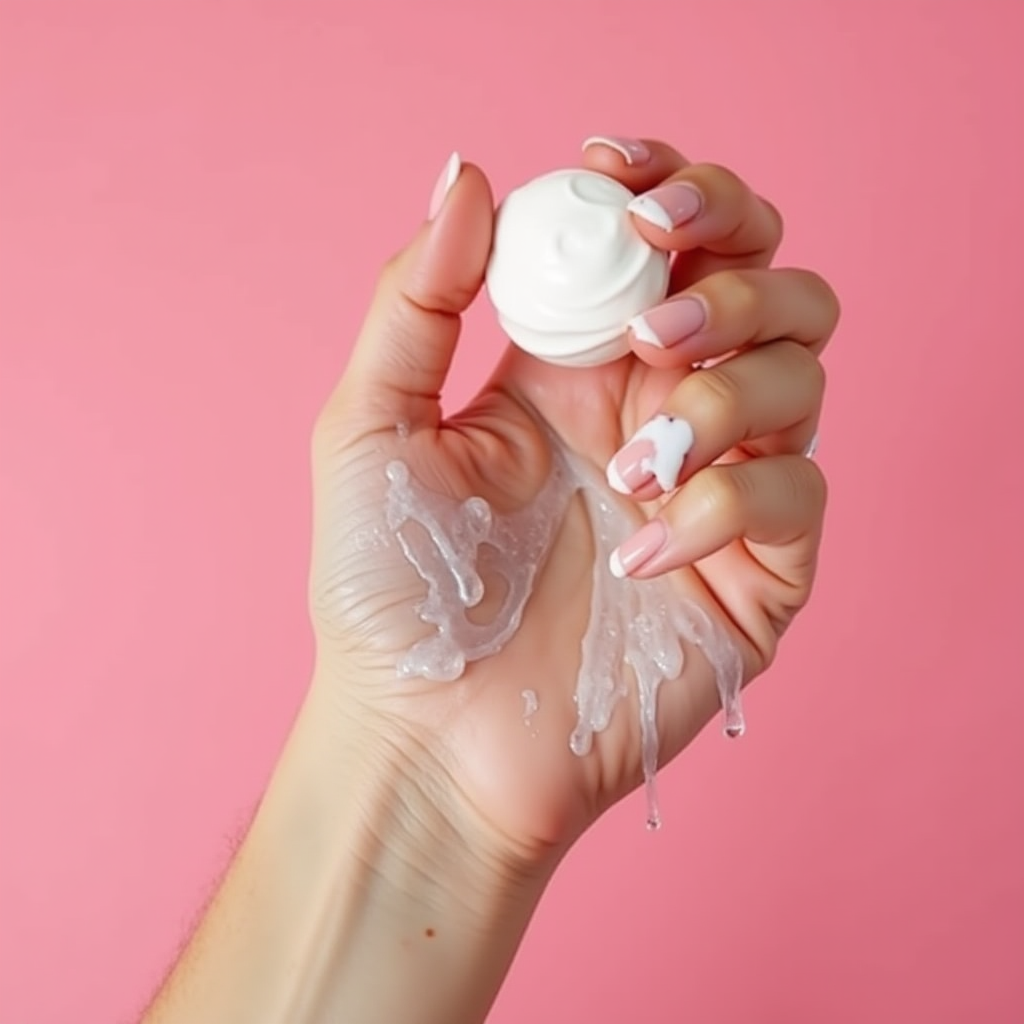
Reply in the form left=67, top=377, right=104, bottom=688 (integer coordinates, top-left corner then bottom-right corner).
left=2, top=2, right=1022, bottom=1021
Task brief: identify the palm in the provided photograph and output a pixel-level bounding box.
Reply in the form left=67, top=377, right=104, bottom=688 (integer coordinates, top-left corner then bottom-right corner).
left=306, top=141, right=835, bottom=856
left=311, top=345, right=739, bottom=853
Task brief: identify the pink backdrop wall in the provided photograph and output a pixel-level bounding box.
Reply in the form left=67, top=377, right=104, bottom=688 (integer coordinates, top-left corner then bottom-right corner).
left=2, top=2, right=1022, bottom=1021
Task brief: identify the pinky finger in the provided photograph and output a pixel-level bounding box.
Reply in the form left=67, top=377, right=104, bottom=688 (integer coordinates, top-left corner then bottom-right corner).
left=609, top=455, right=827, bottom=590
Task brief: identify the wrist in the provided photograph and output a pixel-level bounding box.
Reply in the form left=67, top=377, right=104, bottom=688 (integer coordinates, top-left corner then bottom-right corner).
left=266, top=678, right=555, bottom=1022
left=147, top=674, right=554, bottom=1024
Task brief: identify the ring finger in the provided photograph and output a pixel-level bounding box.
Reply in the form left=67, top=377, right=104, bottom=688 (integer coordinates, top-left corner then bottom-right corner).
left=606, top=340, right=824, bottom=500
left=608, top=454, right=827, bottom=584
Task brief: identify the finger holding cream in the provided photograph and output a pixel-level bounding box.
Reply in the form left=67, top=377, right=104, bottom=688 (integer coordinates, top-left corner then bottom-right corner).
left=607, top=341, right=824, bottom=499
left=579, top=135, right=691, bottom=192
left=606, top=414, right=695, bottom=496
left=609, top=456, right=827, bottom=585
left=627, top=162, right=784, bottom=262
left=628, top=266, right=841, bottom=370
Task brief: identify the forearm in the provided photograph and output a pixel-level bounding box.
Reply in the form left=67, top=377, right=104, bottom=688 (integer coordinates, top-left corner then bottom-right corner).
left=143, top=680, right=551, bottom=1024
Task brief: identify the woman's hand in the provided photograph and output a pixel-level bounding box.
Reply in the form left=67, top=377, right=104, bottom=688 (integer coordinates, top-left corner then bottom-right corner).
left=309, top=137, right=839, bottom=867
left=144, top=136, right=839, bottom=1024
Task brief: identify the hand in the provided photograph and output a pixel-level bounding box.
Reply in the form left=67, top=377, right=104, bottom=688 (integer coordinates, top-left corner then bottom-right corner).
left=309, top=138, right=839, bottom=869
left=144, top=137, right=840, bottom=1024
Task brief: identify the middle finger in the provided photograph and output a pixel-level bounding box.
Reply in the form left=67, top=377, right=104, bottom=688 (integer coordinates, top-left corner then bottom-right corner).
left=628, top=266, right=841, bottom=370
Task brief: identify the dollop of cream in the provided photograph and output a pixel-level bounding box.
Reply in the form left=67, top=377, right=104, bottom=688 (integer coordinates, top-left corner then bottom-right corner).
left=485, top=170, right=670, bottom=367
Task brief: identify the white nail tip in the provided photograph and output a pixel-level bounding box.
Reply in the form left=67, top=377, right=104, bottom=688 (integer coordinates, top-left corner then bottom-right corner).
left=606, top=458, right=631, bottom=495
left=429, top=151, right=462, bottom=219
left=441, top=150, right=462, bottom=196
left=582, top=136, right=639, bottom=165
left=628, top=313, right=664, bottom=348
left=609, top=549, right=627, bottom=578
left=627, top=195, right=673, bottom=232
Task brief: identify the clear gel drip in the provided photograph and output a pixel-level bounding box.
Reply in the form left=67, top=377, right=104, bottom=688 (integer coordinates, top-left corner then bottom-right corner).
left=384, top=433, right=745, bottom=824
left=384, top=457, right=573, bottom=682
left=521, top=688, right=539, bottom=723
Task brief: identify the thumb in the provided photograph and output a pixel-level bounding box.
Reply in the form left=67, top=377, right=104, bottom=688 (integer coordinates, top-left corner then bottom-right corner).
left=332, top=153, right=494, bottom=433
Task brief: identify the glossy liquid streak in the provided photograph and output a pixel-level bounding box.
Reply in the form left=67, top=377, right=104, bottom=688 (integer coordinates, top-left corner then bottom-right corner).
left=385, top=436, right=745, bottom=824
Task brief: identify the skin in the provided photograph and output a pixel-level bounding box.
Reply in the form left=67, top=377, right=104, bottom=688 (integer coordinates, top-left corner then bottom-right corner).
left=142, top=138, right=839, bottom=1024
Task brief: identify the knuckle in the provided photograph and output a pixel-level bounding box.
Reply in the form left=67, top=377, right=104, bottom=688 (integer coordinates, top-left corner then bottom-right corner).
left=803, top=459, right=829, bottom=511
left=695, top=161, right=745, bottom=199
left=798, top=268, right=842, bottom=333
left=695, top=466, right=751, bottom=527
left=784, top=339, right=827, bottom=397
left=757, top=195, right=785, bottom=240
left=683, top=362, right=745, bottom=423
left=808, top=350, right=828, bottom=399
left=786, top=456, right=828, bottom=516
left=710, top=268, right=761, bottom=323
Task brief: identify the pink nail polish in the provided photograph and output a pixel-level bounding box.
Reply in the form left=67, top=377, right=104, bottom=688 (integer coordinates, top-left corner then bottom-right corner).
left=627, top=183, right=703, bottom=231
left=581, top=135, right=652, bottom=166
left=428, top=151, right=461, bottom=220
left=609, top=520, right=669, bottom=578
left=607, top=438, right=656, bottom=494
left=629, top=296, right=707, bottom=349
left=608, top=414, right=695, bottom=495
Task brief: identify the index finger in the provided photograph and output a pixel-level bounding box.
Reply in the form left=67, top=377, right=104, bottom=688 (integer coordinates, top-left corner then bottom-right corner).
left=628, top=163, right=784, bottom=265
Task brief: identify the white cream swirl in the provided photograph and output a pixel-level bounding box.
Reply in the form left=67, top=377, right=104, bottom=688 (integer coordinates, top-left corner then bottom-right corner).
left=485, top=169, right=670, bottom=367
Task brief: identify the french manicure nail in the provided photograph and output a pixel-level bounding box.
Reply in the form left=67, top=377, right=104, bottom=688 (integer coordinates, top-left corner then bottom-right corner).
left=628, top=296, right=707, bottom=349
left=609, top=520, right=669, bottom=579
left=428, top=151, right=461, bottom=220
left=607, top=413, right=695, bottom=495
left=627, top=182, right=703, bottom=231
left=607, top=437, right=656, bottom=494
left=581, top=135, right=652, bottom=166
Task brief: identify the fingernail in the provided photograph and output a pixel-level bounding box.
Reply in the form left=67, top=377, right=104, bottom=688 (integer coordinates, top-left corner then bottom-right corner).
left=609, top=520, right=669, bottom=579
left=581, top=135, right=652, bottom=166
left=607, top=438, right=656, bottom=494
left=607, top=413, right=695, bottom=495
left=628, top=296, right=707, bottom=349
left=627, top=183, right=703, bottom=231
left=428, top=151, right=461, bottom=220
